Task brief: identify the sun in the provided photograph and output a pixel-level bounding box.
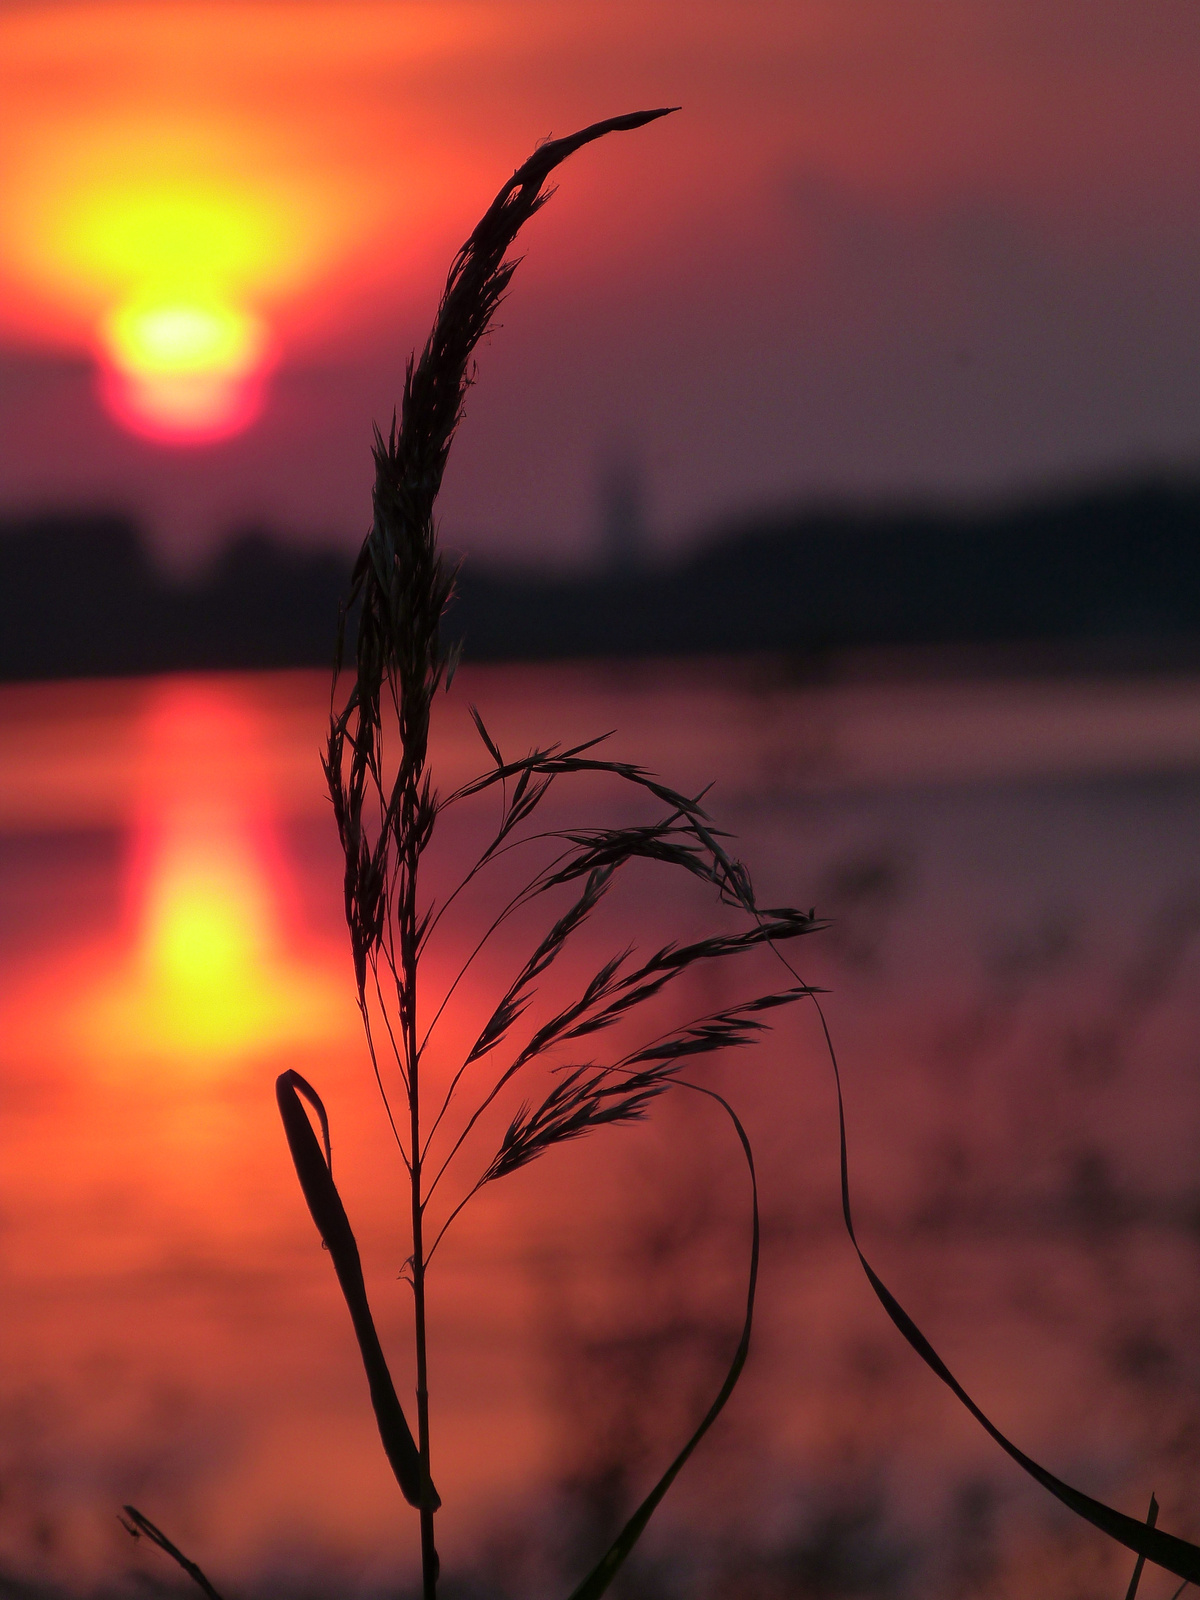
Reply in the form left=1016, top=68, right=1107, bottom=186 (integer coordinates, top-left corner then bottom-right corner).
left=100, top=296, right=268, bottom=441
left=66, top=176, right=283, bottom=441
left=0, top=3, right=496, bottom=446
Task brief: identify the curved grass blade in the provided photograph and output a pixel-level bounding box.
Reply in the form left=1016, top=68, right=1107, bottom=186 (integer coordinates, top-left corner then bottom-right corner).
left=276, top=1070, right=438, bottom=1510
left=820, top=1007, right=1200, bottom=1585
left=120, top=1506, right=226, bottom=1600
left=564, top=1081, right=758, bottom=1600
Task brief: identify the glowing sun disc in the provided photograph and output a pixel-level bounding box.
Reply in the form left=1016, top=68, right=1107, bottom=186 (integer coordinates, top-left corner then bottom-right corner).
left=99, top=297, right=268, bottom=440
left=105, top=300, right=264, bottom=376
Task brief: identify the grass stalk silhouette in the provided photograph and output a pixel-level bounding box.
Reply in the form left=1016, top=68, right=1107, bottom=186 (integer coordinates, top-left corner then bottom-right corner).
left=121, top=107, right=1200, bottom=1600
left=123, top=109, right=814, bottom=1600
left=299, top=106, right=825, bottom=1600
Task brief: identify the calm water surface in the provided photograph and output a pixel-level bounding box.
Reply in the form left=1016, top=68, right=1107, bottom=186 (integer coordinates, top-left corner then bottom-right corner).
left=5, top=661, right=1200, bottom=1599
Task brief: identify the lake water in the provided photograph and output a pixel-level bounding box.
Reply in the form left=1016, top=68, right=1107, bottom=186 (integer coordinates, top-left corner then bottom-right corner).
left=5, top=660, right=1200, bottom=1600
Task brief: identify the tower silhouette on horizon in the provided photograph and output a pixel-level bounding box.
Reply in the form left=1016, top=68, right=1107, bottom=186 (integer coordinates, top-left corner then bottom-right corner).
left=597, top=452, right=649, bottom=571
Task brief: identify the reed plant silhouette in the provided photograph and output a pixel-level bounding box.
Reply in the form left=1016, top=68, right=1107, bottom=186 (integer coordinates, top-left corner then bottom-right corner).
left=124, top=110, right=819, bottom=1600
left=121, top=109, right=1200, bottom=1600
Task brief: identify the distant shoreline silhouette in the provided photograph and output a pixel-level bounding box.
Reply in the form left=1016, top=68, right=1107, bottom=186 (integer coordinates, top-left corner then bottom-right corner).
left=4, top=474, right=1200, bottom=682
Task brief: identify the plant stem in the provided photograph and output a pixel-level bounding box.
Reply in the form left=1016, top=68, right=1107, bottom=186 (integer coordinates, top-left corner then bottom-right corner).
left=402, top=793, right=437, bottom=1600
left=410, top=1104, right=437, bottom=1600
left=323, top=110, right=678, bottom=1600
left=406, top=876, right=438, bottom=1600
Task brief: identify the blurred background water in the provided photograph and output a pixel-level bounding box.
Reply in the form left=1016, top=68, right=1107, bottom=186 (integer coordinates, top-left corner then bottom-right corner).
left=4, top=660, right=1200, bottom=1600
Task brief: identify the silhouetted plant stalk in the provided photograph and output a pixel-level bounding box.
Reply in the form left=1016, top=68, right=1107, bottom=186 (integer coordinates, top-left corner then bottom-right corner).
left=302, top=107, right=819, bottom=1600
left=122, top=108, right=1200, bottom=1600
left=120, top=108, right=820, bottom=1600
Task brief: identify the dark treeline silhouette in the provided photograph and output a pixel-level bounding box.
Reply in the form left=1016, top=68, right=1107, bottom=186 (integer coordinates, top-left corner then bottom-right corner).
left=0, top=515, right=349, bottom=680
left=4, top=476, right=1200, bottom=681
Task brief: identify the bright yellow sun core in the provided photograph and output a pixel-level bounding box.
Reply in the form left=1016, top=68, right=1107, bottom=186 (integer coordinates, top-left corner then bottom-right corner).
left=98, top=298, right=268, bottom=441
left=105, top=301, right=264, bottom=377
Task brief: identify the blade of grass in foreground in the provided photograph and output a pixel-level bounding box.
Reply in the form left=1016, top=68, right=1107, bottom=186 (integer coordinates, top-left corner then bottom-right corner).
left=120, top=1507, right=227, bottom=1600
left=326, top=107, right=681, bottom=1600
left=813, top=992, right=1200, bottom=1586
left=565, top=1082, right=758, bottom=1600
left=276, top=1070, right=435, bottom=1510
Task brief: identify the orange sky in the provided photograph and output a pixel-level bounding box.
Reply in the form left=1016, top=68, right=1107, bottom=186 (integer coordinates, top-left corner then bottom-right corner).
left=1, top=1, right=1200, bottom=560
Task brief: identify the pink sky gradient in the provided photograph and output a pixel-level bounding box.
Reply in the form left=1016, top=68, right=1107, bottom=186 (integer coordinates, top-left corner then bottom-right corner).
left=1, top=1, right=1200, bottom=569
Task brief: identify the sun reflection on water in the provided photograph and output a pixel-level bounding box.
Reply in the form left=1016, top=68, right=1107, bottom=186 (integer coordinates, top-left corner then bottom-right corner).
left=86, top=815, right=345, bottom=1066
left=6, top=678, right=351, bottom=1073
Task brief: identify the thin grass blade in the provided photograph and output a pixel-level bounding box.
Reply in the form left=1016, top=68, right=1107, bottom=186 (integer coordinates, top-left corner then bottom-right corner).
left=468, top=704, right=503, bottom=767
left=564, top=1083, right=758, bottom=1600
left=823, top=1013, right=1200, bottom=1584
left=276, top=1070, right=437, bottom=1510
left=120, top=1507, right=226, bottom=1600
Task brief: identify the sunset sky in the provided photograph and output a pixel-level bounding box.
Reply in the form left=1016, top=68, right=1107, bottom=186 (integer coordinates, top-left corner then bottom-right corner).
left=2, top=0, right=1200, bottom=570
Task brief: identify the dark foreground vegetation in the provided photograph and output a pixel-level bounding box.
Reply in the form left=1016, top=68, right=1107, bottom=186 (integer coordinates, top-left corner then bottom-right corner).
left=4, top=475, right=1200, bottom=681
